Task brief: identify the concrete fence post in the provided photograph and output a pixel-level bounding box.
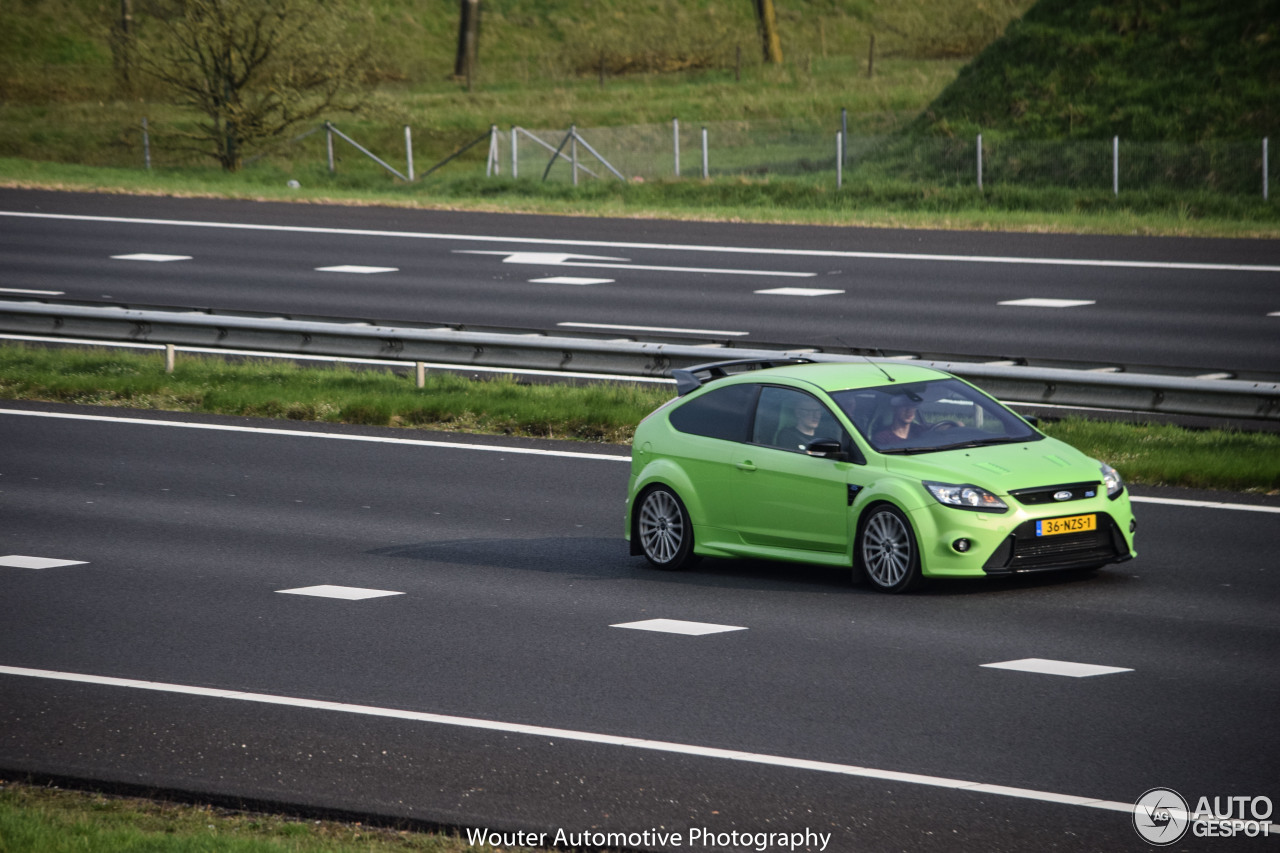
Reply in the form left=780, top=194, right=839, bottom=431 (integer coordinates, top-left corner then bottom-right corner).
left=673, top=118, right=680, bottom=177
left=404, top=126, right=414, bottom=181
left=836, top=132, right=843, bottom=189
left=977, top=134, right=983, bottom=191
left=1113, top=136, right=1120, bottom=196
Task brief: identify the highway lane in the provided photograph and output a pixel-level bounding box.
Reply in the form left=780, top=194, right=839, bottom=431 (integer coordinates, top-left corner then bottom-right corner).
left=2, top=188, right=1278, bottom=374
left=1, top=404, right=1277, bottom=851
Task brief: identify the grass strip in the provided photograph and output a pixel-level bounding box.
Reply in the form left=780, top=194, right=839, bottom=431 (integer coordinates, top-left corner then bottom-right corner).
left=0, top=780, right=543, bottom=852
left=1, top=343, right=1276, bottom=493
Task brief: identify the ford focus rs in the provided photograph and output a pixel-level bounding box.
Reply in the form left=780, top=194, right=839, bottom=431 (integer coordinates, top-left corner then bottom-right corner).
left=625, top=359, right=1137, bottom=593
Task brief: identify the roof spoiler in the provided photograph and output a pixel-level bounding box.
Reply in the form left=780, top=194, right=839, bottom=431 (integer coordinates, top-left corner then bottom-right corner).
left=670, top=357, right=814, bottom=396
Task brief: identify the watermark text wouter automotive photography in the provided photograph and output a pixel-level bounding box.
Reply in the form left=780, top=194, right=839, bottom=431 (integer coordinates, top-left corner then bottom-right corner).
left=465, top=826, right=832, bottom=851
left=1134, top=788, right=1275, bottom=845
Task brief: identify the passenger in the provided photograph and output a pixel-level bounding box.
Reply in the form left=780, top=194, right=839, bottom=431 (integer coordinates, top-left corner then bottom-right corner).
left=775, top=399, right=824, bottom=451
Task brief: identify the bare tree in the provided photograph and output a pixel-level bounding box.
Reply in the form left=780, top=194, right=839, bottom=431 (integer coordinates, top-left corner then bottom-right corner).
left=136, top=0, right=371, bottom=171
left=754, top=0, right=782, bottom=64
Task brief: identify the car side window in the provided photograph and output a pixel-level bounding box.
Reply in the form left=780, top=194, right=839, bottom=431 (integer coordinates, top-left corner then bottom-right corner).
left=752, top=386, right=845, bottom=452
left=668, top=383, right=758, bottom=442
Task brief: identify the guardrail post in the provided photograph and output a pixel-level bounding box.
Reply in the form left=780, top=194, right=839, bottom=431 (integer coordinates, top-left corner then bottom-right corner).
left=416, top=361, right=425, bottom=388
left=164, top=343, right=175, bottom=374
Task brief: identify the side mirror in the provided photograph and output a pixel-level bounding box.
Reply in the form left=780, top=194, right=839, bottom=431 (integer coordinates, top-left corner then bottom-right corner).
left=805, top=439, right=846, bottom=460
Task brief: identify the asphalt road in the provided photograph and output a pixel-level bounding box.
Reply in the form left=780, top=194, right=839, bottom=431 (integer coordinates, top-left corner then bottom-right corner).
left=1, top=189, right=1278, bottom=374
left=2, top=404, right=1277, bottom=852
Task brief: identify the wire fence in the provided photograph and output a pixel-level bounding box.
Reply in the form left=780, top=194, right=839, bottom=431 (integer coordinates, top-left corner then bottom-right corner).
left=129, top=114, right=1275, bottom=199
left=487, top=121, right=1274, bottom=198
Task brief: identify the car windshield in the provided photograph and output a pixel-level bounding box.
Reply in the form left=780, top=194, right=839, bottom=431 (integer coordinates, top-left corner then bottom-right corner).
left=829, top=378, right=1041, bottom=455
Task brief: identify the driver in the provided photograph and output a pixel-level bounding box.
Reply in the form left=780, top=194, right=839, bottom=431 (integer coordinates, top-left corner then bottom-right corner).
left=874, top=397, right=928, bottom=445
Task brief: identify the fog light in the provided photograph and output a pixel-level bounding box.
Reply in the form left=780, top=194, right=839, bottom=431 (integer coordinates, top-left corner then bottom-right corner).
left=953, top=538, right=971, bottom=553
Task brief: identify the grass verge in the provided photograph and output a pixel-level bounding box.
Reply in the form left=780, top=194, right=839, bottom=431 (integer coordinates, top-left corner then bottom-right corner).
left=1, top=343, right=1277, bottom=493
left=0, top=780, right=544, bottom=853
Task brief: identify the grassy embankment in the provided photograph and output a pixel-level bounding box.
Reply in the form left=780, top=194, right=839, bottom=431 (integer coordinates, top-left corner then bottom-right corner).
left=1, top=0, right=1276, bottom=235
left=0, top=780, right=538, bottom=853
left=2, top=344, right=1276, bottom=494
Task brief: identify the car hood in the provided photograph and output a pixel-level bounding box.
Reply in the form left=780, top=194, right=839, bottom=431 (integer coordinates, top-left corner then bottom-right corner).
left=882, top=437, right=1103, bottom=494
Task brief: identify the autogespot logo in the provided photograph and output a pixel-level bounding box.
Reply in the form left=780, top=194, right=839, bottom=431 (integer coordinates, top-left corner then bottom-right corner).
left=1134, top=787, right=1191, bottom=845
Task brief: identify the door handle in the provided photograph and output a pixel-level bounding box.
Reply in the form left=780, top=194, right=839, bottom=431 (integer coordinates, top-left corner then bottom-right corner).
left=735, top=460, right=757, bottom=472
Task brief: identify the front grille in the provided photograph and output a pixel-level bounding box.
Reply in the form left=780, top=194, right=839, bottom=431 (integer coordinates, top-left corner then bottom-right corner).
left=983, top=514, right=1128, bottom=574
left=1008, top=481, right=1101, bottom=506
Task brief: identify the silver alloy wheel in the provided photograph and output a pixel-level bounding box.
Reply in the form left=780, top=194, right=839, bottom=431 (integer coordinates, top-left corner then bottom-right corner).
left=639, top=488, right=685, bottom=566
left=861, top=508, right=913, bottom=589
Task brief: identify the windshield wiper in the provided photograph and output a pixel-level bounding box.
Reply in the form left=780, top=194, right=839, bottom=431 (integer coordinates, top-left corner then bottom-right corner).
left=932, top=436, right=1031, bottom=452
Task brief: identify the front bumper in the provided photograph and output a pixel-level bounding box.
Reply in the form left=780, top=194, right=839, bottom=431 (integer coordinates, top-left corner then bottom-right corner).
left=981, top=512, right=1133, bottom=574
left=912, top=489, right=1137, bottom=578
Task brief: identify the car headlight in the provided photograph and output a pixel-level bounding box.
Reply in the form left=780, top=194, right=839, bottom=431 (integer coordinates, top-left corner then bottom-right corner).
left=1100, top=461, right=1124, bottom=499
left=923, top=481, right=1008, bottom=513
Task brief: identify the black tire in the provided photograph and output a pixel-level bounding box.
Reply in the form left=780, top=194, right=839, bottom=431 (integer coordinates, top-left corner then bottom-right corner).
left=856, top=504, right=923, bottom=593
left=635, top=485, right=697, bottom=570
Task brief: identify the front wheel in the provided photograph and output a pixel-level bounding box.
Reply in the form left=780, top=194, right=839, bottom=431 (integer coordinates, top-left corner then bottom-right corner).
left=856, top=504, right=923, bottom=593
left=635, top=486, right=697, bottom=570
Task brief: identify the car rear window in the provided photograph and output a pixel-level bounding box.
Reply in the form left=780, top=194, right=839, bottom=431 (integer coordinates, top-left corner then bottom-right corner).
left=668, top=383, right=758, bottom=442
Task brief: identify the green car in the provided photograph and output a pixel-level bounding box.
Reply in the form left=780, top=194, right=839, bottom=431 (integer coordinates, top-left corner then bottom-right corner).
left=625, top=358, right=1136, bottom=593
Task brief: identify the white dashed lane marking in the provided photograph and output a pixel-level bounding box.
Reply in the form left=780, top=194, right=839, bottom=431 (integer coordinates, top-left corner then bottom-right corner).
left=529, top=277, right=614, bottom=285
left=314, top=265, right=399, bottom=274
left=982, top=658, right=1133, bottom=678
left=276, top=585, right=404, bottom=600
left=755, top=287, right=845, bottom=297
left=0, top=555, right=88, bottom=570
left=110, top=253, right=192, bottom=262
left=612, top=619, right=747, bottom=636
left=998, top=298, right=1096, bottom=308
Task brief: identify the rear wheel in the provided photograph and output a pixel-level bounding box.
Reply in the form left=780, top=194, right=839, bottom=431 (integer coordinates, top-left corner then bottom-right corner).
left=856, top=504, right=923, bottom=593
left=635, top=486, right=697, bottom=570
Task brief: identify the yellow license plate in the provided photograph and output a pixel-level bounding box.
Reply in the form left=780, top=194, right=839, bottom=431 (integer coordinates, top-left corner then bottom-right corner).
left=1035, top=514, right=1096, bottom=537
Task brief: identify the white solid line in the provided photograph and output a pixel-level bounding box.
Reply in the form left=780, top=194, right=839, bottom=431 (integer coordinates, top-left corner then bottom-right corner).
left=0, top=287, right=64, bottom=296
left=7, top=211, right=1275, bottom=273
left=0, top=334, right=675, bottom=385
left=2, top=408, right=1276, bottom=513
left=0, top=409, right=631, bottom=463
left=557, top=322, right=749, bottom=336
left=1130, top=495, right=1280, bottom=514
left=0, top=664, right=1151, bottom=817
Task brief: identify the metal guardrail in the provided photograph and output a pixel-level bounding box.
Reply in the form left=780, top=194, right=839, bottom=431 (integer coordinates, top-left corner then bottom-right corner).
left=1, top=300, right=1277, bottom=422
